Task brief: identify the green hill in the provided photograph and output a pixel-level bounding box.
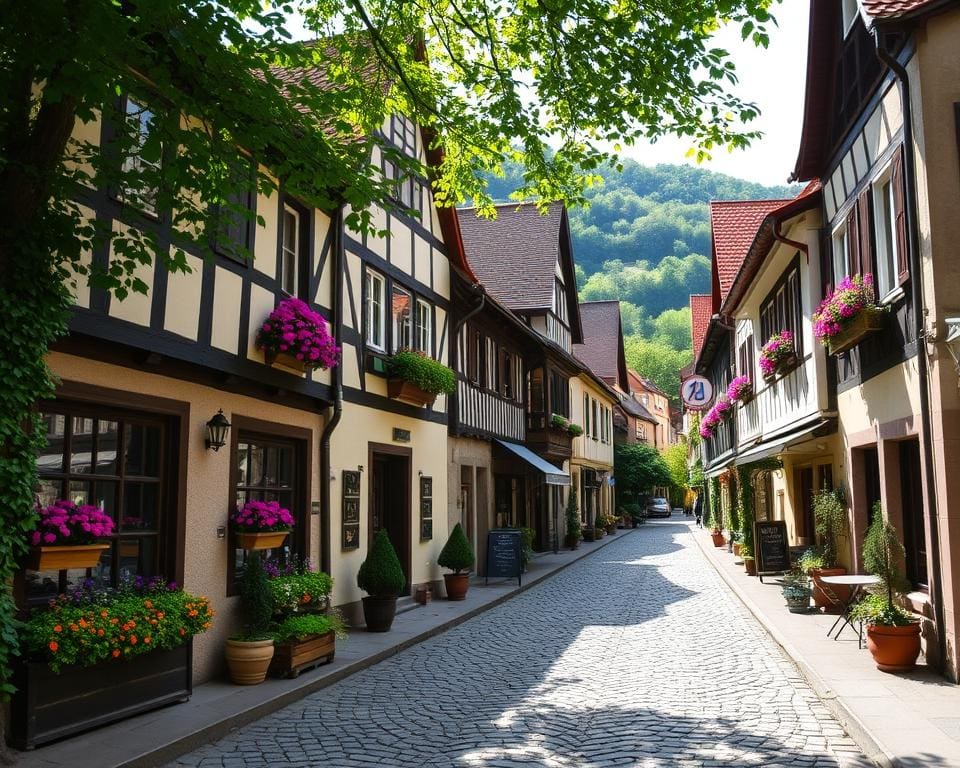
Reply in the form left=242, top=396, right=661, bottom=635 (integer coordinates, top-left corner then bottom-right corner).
left=480, top=158, right=798, bottom=401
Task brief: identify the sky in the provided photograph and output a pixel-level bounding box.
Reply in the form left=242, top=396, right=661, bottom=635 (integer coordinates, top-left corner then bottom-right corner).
left=621, top=2, right=810, bottom=186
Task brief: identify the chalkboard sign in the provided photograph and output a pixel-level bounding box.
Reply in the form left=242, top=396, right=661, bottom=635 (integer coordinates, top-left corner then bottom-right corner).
left=485, top=529, right=522, bottom=586
left=754, top=520, right=790, bottom=581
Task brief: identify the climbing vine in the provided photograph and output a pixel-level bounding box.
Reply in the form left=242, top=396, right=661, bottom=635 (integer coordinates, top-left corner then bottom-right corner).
left=735, top=458, right=782, bottom=552
left=708, top=476, right=721, bottom=530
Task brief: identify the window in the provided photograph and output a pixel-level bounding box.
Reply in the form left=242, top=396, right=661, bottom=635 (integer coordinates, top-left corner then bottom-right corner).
left=416, top=299, right=432, bottom=356
left=873, top=172, right=898, bottom=298
left=467, top=328, right=484, bottom=386
left=759, top=257, right=803, bottom=358
left=549, top=371, right=569, bottom=418
left=554, top=279, right=568, bottom=323
left=280, top=205, right=301, bottom=295
left=392, top=285, right=413, bottom=352
left=591, top=399, right=599, bottom=439
left=121, top=98, right=160, bottom=216
left=636, top=422, right=646, bottom=441
left=210, top=160, right=254, bottom=264
left=501, top=350, right=516, bottom=400
left=738, top=333, right=755, bottom=379
left=832, top=223, right=851, bottom=285
left=385, top=160, right=414, bottom=209
left=33, top=406, right=170, bottom=602
left=365, top=269, right=386, bottom=351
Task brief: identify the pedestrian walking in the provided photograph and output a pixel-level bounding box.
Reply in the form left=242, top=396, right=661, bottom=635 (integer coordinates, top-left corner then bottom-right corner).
left=694, top=494, right=703, bottom=528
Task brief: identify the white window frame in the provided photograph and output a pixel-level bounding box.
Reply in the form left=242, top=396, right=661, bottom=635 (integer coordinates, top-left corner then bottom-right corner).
left=391, top=285, right=413, bottom=353
left=281, top=204, right=300, bottom=296
left=832, top=222, right=851, bottom=284
left=365, top=269, right=386, bottom=352
left=416, top=299, right=432, bottom=356
left=872, top=166, right=899, bottom=301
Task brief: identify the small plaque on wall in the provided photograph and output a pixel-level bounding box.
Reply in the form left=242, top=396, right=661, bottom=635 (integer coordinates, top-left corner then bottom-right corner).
left=342, top=524, right=359, bottom=549
left=393, top=428, right=411, bottom=443
left=343, top=470, right=361, bottom=497
left=419, top=475, right=433, bottom=541
left=342, top=469, right=362, bottom=550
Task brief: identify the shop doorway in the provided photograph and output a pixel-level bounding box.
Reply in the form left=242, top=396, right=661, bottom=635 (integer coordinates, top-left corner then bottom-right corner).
left=794, top=466, right=814, bottom=543
left=494, top=475, right=526, bottom=528
left=900, top=440, right=927, bottom=589
left=369, top=446, right=411, bottom=595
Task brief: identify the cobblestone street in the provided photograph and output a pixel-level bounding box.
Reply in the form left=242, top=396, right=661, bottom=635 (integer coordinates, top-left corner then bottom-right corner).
left=170, top=520, right=868, bottom=768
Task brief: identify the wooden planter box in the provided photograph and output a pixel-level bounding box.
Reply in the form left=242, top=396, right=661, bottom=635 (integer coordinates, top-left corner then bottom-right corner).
left=10, top=640, right=192, bottom=750
left=235, top=530, right=290, bottom=551
left=270, top=631, right=335, bottom=679
left=827, top=307, right=885, bottom=356
left=762, top=352, right=798, bottom=384
left=25, top=543, right=109, bottom=571
left=265, top=350, right=307, bottom=375
left=387, top=379, right=437, bottom=408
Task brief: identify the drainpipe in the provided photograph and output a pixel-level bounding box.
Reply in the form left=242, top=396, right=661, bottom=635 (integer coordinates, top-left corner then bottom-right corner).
left=319, top=206, right=345, bottom=576
left=772, top=219, right=809, bottom=263
left=874, top=32, right=947, bottom=676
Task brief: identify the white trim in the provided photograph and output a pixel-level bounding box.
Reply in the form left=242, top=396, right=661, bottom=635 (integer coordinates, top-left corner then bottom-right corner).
left=364, top=268, right=386, bottom=352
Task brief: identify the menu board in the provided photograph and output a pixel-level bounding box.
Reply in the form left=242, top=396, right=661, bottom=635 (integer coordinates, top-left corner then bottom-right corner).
left=754, top=520, right=790, bottom=578
left=485, top=529, right=522, bottom=586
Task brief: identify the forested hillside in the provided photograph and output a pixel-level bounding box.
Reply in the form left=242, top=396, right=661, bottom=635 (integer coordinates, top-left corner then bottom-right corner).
left=481, top=159, right=797, bottom=400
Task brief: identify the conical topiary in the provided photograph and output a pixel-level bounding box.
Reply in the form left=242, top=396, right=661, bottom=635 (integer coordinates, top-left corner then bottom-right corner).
left=357, top=530, right=405, bottom=598
left=437, top=523, right=475, bottom=574
left=238, top=551, right=273, bottom=640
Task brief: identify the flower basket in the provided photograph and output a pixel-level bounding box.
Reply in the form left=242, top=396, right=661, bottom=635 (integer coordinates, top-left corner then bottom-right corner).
left=236, top=530, right=290, bottom=551
left=26, top=543, right=110, bottom=571
left=760, top=331, right=797, bottom=382
left=827, top=306, right=885, bottom=356
left=727, top=375, right=753, bottom=404
left=387, top=378, right=437, bottom=408
left=256, top=297, right=339, bottom=371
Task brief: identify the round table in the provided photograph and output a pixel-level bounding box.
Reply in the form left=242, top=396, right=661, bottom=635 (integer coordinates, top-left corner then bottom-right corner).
left=820, top=574, right=882, bottom=646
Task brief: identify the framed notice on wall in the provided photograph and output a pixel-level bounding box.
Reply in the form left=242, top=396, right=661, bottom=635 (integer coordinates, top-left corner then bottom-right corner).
left=420, top=476, right=433, bottom=541
left=342, top=470, right=361, bottom=550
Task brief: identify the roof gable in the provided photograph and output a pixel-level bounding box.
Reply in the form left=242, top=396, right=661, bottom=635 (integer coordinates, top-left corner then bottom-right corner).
left=689, top=294, right=713, bottom=360
left=572, top=301, right=628, bottom=390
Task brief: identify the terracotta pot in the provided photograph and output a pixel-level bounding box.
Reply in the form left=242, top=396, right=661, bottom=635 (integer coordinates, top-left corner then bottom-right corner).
left=866, top=623, right=922, bottom=672
left=809, top=567, right=850, bottom=612
left=744, top=558, right=757, bottom=577
left=362, top=595, right=398, bottom=632
left=711, top=531, right=725, bottom=548
left=443, top=572, right=470, bottom=601
left=605, top=524, right=617, bottom=535
left=26, top=543, right=109, bottom=571
left=235, top=529, right=290, bottom=551
left=225, top=638, right=275, bottom=685
left=732, top=542, right=742, bottom=557
left=582, top=528, right=596, bottom=542
left=270, top=631, right=335, bottom=679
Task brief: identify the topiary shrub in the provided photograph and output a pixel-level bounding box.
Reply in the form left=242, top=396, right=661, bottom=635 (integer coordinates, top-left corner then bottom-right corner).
left=386, top=349, right=456, bottom=395
left=238, top=552, right=274, bottom=640
left=438, top=523, right=475, bottom=574
left=565, top=488, right=581, bottom=544
left=813, top=488, right=847, bottom=568
left=357, top=530, right=405, bottom=598
left=859, top=504, right=913, bottom=624
left=519, top=527, right=536, bottom=569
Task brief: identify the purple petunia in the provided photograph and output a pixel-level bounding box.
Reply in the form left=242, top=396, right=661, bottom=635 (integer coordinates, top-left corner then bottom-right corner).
left=727, top=375, right=752, bottom=402
left=230, top=500, right=296, bottom=533
left=759, top=330, right=796, bottom=376
left=256, top=297, right=340, bottom=370
left=29, top=500, right=115, bottom=547
left=813, top=273, right=877, bottom=344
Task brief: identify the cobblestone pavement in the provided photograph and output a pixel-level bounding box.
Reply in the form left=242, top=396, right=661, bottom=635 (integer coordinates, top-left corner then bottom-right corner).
left=170, top=520, right=870, bottom=768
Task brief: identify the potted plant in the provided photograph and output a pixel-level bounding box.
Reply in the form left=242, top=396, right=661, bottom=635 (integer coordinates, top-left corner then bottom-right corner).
left=267, top=559, right=334, bottom=616
left=385, top=349, right=456, bottom=407
left=732, top=531, right=742, bottom=557
left=438, top=523, right=475, bottom=600
left=741, top=542, right=757, bottom=576
left=567, top=422, right=584, bottom=438
left=711, top=527, right=725, bottom=547
left=271, top=612, right=344, bottom=679
left=727, top=375, right=753, bottom=404
left=582, top=523, right=596, bottom=542
left=780, top=570, right=812, bottom=612
left=357, top=530, right=405, bottom=631
left=226, top=551, right=275, bottom=685
left=565, top=490, right=581, bottom=550
left=592, top=509, right=605, bottom=540
left=25, top=499, right=114, bottom=571
left=256, top=296, right=339, bottom=373
left=813, top=273, right=886, bottom=356
left=519, top=527, right=536, bottom=571
left=759, top=330, right=797, bottom=381
left=808, top=489, right=850, bottom=610
left=850, top=509, right=922, bottom=672
left=602, top=512, right=617, bottom=536
left=550, top=413, right=569, bottom=431
left=13, top=577, right=212, bottom=748
left=230, top=500, right=294, bottom=551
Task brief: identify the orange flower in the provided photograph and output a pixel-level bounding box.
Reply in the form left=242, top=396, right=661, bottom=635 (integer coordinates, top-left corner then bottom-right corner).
left=188, top=609, right=198, bottom=618
left=110, top=618, right=119, bottom=625
left=301, top=594, right=311, bottom=603
left=179, top=628, right=185, bottom=636
left=112, top=649, right=121, bottom=658
left=156, top=612, right=165, bottom=620
left=53, top=624, right=62, bottom=633
left=144, top=636, right=152, bottom=645
left=79, top=619, right=87, bottom=628
left=97, top=628, right=105, bottom=636
left=129, top=635, right=138, bottom=645
left=48, top=641, right=58, bottom=653
left=144, top=600, right=153, bottom=609
left=69, top=623, right=78, bottom=632
left=100, top=610, right=109, bottom=618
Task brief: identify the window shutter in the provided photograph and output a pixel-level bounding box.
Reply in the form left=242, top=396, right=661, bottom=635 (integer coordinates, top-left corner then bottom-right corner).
left=857, top=189, right=873, bottom=277
left=892, top=144, right=909, bottom=283
left=820, top=231, right=833, bottom=300
left=846, top=205, right=859, bottom=278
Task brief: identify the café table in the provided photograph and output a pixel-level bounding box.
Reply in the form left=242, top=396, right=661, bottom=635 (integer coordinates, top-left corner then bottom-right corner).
left=820, top=574, right=882, bottom=648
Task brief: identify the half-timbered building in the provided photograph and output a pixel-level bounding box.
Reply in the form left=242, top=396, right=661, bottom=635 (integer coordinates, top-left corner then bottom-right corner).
left=457, top=203, right=583, bottom=552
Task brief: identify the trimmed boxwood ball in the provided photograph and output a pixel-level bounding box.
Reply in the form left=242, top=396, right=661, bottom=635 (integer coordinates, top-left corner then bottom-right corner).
left=357, top=530, right=405, bottom=598
left=438, top=523, right=475, bottom=574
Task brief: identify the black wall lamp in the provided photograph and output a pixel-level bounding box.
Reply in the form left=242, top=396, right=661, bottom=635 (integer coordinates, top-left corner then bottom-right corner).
left=205, top=409, right=231, bottom=452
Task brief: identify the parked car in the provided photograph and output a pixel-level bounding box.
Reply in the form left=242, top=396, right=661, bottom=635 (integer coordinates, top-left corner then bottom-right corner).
left=646, top=498, right=671, bottom=518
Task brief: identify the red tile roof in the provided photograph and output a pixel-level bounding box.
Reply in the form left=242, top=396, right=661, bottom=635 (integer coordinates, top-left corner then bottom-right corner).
left=572, top=301, right=629, bottom=390
left=689, top=294, right=712, bottom=359
left=709, top=200, right=791, bottom=310
left=861, top=0, right=940, bottom=19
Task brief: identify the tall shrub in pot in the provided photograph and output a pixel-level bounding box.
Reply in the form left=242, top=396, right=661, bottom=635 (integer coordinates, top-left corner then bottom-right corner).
left=808, top=489, right=850, bottom=610
left=226, top=552, right=275, bottom=685
left=438, top=523, right=475, bottom=600
left=357, top=530, right=405, bottom=632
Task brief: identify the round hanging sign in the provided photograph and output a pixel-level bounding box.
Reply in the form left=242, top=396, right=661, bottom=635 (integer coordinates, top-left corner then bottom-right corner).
left=680, top=375, right=713, bottom=411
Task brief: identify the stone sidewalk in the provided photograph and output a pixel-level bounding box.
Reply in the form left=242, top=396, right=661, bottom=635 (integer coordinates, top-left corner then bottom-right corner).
left=11, top=529, right=630, bottom=768
left=693, top=522, right=960, bottom=768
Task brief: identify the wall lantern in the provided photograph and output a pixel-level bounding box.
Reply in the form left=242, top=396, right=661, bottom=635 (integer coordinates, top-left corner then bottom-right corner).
left=205, top=409, right=231, bottom=452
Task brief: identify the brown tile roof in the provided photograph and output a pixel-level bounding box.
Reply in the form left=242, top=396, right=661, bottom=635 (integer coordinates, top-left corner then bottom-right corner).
left=861, top=0, right=942, bottom=19
left=572, top=301, right=628, bottom=390
left=618, top=391, right=657, bottom=423
left=709, top=200, right=791, bottom=310
left=456, top=203, right=566, bottom=311
left=689, top=294, right=712, bottom=360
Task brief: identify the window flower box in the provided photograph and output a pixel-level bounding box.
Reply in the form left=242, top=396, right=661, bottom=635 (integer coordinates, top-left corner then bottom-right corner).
left=256, top=297, right=339, bottom=373
left=759, top=330, right=797, bottom=382
left=25, top=499, right=115, bottom=571
left=727, top=375, right=753, bottom=404
left=27, top=543, right=110, bottom=571
left=385, top=350, right=455, bottom=408
left=813, top=274, right=886, bottom=356
left=231, top=500, right=295, bottom=551
left=235, top=530, right=290, bottom=550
